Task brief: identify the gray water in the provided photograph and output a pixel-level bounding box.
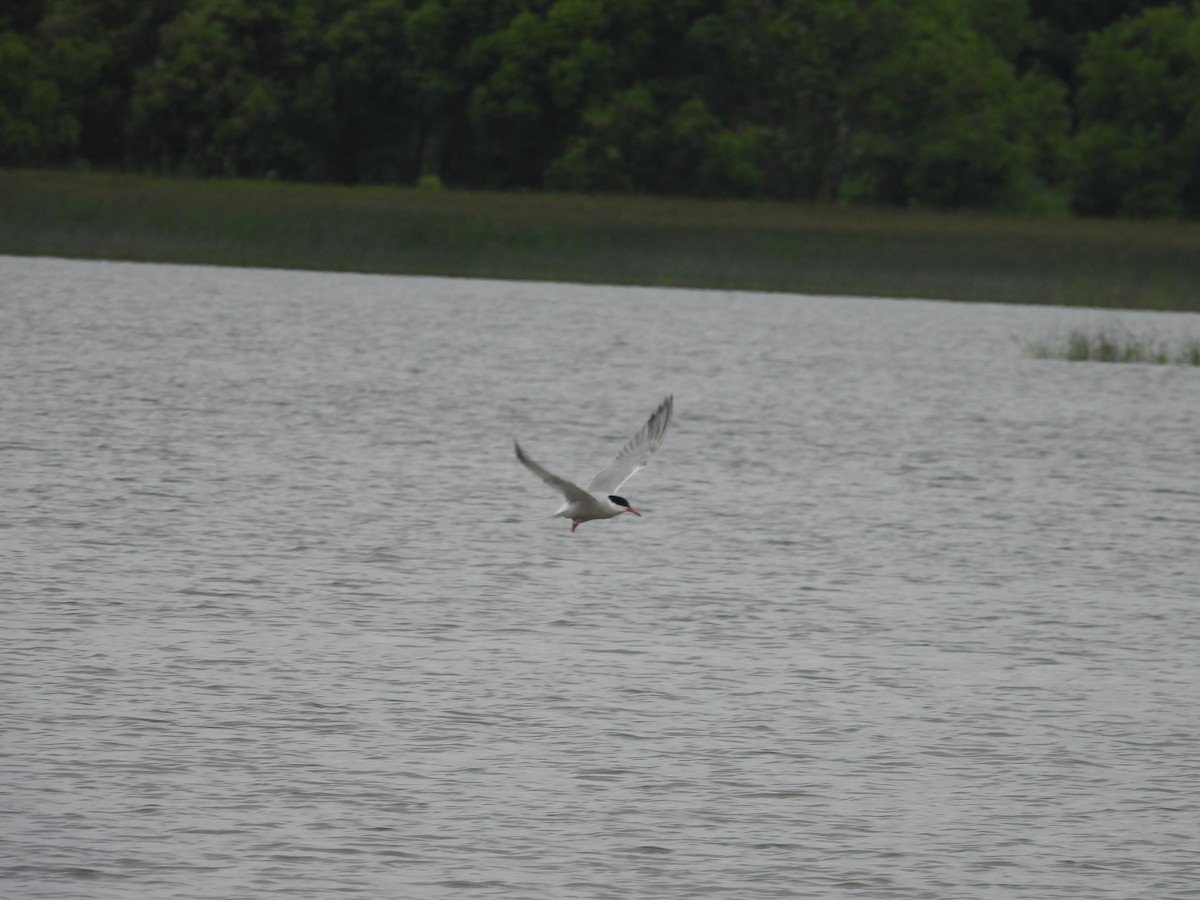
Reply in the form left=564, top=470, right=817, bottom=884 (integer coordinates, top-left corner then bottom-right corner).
left=3, top=256, right=1199, bottom=899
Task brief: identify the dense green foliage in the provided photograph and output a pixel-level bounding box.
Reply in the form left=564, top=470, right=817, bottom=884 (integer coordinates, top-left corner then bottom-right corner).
left=2, top=0, right=1198, bottom=216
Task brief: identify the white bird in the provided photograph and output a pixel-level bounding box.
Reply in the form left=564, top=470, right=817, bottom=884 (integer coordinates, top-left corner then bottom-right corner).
left=514, top=395, right=674, bottom=533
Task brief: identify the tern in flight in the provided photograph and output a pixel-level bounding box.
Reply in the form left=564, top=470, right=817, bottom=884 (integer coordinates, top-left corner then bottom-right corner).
left=514, top=395, right=674, bottom=532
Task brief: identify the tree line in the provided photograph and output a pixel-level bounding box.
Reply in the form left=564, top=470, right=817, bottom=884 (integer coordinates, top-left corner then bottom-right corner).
left=3, top=0, right=1199, bottom=217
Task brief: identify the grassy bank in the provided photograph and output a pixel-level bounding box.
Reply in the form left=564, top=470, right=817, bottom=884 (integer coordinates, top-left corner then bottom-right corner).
left=2, top=169, right=1199, bottom=310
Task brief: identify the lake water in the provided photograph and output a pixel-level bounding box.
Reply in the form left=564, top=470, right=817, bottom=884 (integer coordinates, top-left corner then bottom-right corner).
left=3, top=256, right=1198, bottom=899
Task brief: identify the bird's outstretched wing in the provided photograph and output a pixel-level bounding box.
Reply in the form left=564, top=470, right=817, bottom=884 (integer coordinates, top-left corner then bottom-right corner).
left=514, top=441, right=594, bottom=504
left=586, top=395, right=673, bottom=495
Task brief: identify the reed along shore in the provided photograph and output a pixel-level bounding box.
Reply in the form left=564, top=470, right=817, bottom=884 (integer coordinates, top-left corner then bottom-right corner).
left=3, top=169, right=1198, bottom=311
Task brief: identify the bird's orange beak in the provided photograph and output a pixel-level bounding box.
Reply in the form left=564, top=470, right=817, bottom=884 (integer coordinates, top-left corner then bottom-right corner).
left=626, top=507, right=641, bottom=516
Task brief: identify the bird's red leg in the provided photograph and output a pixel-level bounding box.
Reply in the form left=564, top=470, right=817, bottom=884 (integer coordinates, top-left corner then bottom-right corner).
left=571, top=521, right=579, bottom=533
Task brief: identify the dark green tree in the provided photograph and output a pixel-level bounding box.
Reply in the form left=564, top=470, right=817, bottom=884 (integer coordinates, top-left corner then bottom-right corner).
left=407, top=0, right=530, bottom=186
left=1026, top=0, right=1177, bottom=98
left=852, top=0, right=1068, bottom=210
left=321, top=0, right=418, bottom=183
left=1070, top=3, right=1200, bottom=216
left=461, top=0, right=642, bottom=188
left=126, top=0, right=336, bottom=178
left=681, top=0, right=896, bottom=201
left=32, top=1, right=189, bottom=167
left=0, top=1, right=109, bottom=165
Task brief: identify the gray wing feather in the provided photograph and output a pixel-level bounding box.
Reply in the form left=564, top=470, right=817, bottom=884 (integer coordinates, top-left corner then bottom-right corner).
left=586, top=395, right=674, bottom=495
left=514, top=441, right=594, bottom=504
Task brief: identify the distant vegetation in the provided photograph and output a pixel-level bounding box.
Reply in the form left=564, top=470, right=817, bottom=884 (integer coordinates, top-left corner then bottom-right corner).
left=5, top=169, right=1200, bottom=310
left=3, top=1, right=1200, bottom=217
left=1026, top=328, right=1200, bottom=364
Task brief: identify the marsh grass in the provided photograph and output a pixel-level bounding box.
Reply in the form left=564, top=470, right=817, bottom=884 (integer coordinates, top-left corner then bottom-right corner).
left=1026, top=327, right=1200, bottom=365
left=3, top=169, right=1200, bottom=310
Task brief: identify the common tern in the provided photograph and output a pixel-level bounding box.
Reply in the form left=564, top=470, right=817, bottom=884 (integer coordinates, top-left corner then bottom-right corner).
left=514, top=395, right=674, bottom=532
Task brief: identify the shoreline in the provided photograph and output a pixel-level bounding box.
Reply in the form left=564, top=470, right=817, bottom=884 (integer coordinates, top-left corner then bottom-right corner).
left=3, top=169, right=1198, bottom=311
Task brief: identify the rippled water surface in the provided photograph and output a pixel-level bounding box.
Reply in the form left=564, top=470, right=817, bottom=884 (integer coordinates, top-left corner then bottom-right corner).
left=4, top=256, right=1199, bottom=899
